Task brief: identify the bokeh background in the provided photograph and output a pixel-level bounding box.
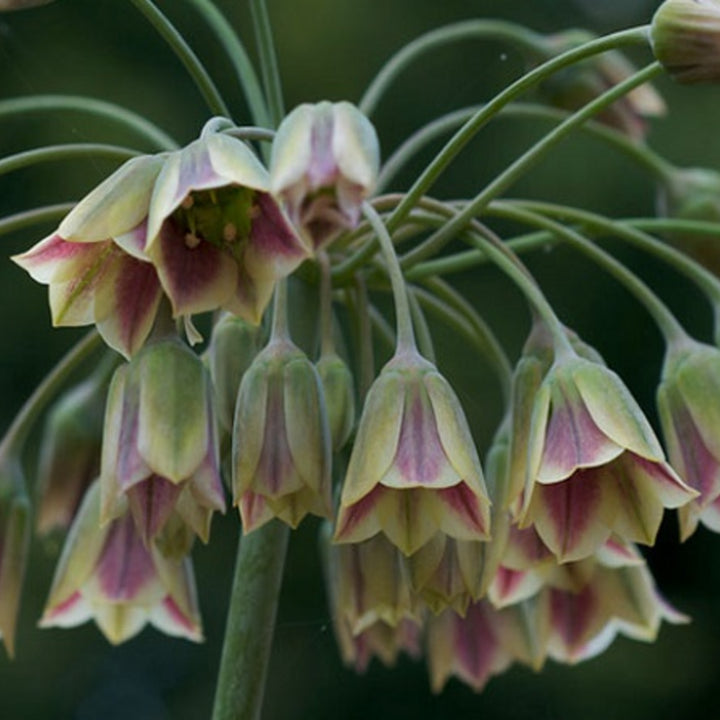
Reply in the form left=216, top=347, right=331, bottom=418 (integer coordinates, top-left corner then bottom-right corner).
left=1, top=0, right=720, bottom=718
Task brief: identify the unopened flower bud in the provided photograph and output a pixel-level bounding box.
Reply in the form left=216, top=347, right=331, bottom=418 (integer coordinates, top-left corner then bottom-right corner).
left=271, top=101, right=380, bottom=250
left=0, top=458, right=30, bottom=658
left=233, top=338, right=332, bottom=532
left=316, top=353, right=355, bottom=452
left=651, top=0, right=720, bottom=83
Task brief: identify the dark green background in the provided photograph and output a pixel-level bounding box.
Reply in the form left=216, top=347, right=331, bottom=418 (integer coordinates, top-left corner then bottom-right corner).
left=1, top=0, right=720, bottom=718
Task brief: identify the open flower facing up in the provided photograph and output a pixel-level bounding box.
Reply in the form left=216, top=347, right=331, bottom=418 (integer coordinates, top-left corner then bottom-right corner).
left=270, top=101, right=380, bottom=249
left=517, top=353, right=696, bottom=563
left=233, top=338, right=332, bottom=533
left=334, top=350, right=490, bottom=556
left=13, top=121, right=310, bottom=358
left=101, top=335, right=225, bottom=546
left=658, top=338, right=720, bottom=539
left=40, top=483, right=202, bottom=644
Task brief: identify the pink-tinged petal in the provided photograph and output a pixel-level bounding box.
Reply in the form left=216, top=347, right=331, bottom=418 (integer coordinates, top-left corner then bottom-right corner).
left=374, top=488, right=443, bottom=556
left=525, top=469, right=612, bottom=563
left=94, top=253, right=163, bottom=358
left=150, top=596, right=203, bottom=641
left=382, top=385, right=458, bottom=489
left=126, top=476, right=183, bottom=544
left=12, top=234, right=109, bottom=284
left=595, top=536, right=644, bottom=568
left=113, top=221, right=150, bottom=260
left=503, top=524, right=555, bottom=570
left=490, top=567, right=544, bottom=608
left=548, top=585, right=608, bottom=662
left=538, top=379, right=622, bottom=484
left=39, top=590, right=94, bottom=628
left=238, top=491, right=276, bottom=534
left=151, top=218, right=238, bottom=316
left=221, top=260, right=273, bottom=324
left=434, top=484, right=490, bottom=542
left=244, top=192, right=310, bottom=276
left=334, top=488, right=385, bottom=545
left=697, top=495, right=720, bottom=533
left=92, top=515, right=157, bottom=601
left=93, top=604, right=149, bottom=645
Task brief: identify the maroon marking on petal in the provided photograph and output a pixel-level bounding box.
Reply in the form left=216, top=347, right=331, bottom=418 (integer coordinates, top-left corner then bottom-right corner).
left=251, top=193, right=306, bottom=259
left=307, top=112, right=338, bottom=188
left=109, top=254, right=162, bottom=352
left=160, top=596, right=197, bottom=635
left=454, top=603, right=499, bottom=685
left=543, top=383, right=613, bottom=476
left=670, top=401, right=720, bottom=503
left=336, top=488, right=385, bottom=537
left=539, top=470, right=603, bottom=556
left=96, top=514, right=157, bottom=600
left=493, top=567, right=528, bottom=602
left=255, top=380, right=295, bottom=497
left=394, top=388, right=445, bottom=486
left=127, top=476, right=183, bottom=544
left=437, top=484, right=487, bottom=535
left=550, top=585, right=598, bottom=651
left=44, top=591, right=84, bottom=620
left=157, top=218, right=235, bottom=313
left=507, top=524, right=554, bottom=565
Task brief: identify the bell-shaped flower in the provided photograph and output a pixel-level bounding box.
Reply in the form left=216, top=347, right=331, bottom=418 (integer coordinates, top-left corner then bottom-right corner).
left=658, top=338, right=720, bottom=539
left=233, top=337, right=332, bottom=533
left=334, top=351, right=490, bottom=556
left=536, top=30, right=666, bottom=139
left=35, top=356, right=116, bottom=535
left=270, top=101, right=380, bottom=249
left=100, top=335, right=225, bottom=545
left=144, top=127, right=310, bottom=323
left=517, top=353, right=696, bottom=563
left=40, top=483, right=202, bottom=644
left=0, top=457, right=30, bottom=658
left=12, top=155, right=167, bottom=357
left=651, top=0, right=720, bottom=83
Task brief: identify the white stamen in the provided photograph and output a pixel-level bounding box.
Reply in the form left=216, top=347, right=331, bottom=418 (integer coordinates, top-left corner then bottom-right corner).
left=184, top=233, right=201, bottom=249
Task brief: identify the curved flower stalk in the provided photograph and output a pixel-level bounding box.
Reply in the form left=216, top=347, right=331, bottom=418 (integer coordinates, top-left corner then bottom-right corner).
left=232, top=337, right=332, bottom=533
left=516, top=351, right=696, bottom=563
left=12, top=122, right=309, bottom=357
left=334, top=350, right=491, bottom=556
left=658, top=338, right=720, bottom=539
left=100, top=336, right=226, bottom=546
left=270, top=101, right=380, bottom=250
left=40, top=483, right=202, bottom=644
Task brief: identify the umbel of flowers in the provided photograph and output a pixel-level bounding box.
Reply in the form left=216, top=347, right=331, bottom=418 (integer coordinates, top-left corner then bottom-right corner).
left=3, top=0, right=720, bottom=711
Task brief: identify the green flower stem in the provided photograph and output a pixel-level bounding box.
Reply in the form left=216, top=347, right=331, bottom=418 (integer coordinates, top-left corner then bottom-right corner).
left=335, top=30, right=653, bottom=281
left=360, top=19, right=547, bottom=116
left=400, top=61, right=664, bottom=269
left=628, top=218, right=720, bottom=236
left=250, top=0, right=284, bottom=127
left=378, top=101, right=673, bottom=191
left=0, top=331, right=103, bottom=458
left=362, top=202, right=416, bottom=354
left=408, top=289, right=436, bottom=363
left=346, top=278, right=376, bottom=399
left=491, top=202, right=687, bottom=344
left=270, top=278, right=290, bottom=342
left=412, top=283, right=512, bottom=404
left=317, top=252, right=335, bottom=357
left=183, top=0, right=270, bottom=127
left=129, top=0, right=230, bottom=118
left=0, top=95, right=177, bottom=151
left=211, top=521, right=290, bottom=720
left=510, top=200, right=720, bottom=307
left=0, top=144, right=139, bottom=178
left=369, top=304, right=397, bottom=352
left=222, top=126, right=275, bottom=143
left=0, top=203, right=74, bottom=237
left=421, top=277, right=512, bottom=402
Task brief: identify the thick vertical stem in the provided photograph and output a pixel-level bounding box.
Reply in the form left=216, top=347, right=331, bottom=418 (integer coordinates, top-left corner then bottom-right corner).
left=211, top=522, right=290, bottom=720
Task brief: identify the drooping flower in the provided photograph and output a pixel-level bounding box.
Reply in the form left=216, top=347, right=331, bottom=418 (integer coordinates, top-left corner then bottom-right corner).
left=13, top=122, right=310, bottom=358
left=100, top=335, right=225, bottom=545
left=651, top=0, right=720, bottom=84
left=40, top=483, right=202, bottom=644
left=657, top=338, right=720, bottom=539
left=233, top=337, right=332, bottom=533
left=536, top=29, right=666, bottom=139
left=270, top=101, right=380, bottom=249
left=35, top=355, right=117, bottom=535
left=517, top=352, right=696, bottom=562
left=316, top=352, right=356, bottom=453
left=334, top=350, right=490, bottom=556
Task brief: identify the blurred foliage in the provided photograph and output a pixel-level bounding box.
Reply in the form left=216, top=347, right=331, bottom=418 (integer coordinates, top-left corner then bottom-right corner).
left=1, top=0, right=720, bottom=718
